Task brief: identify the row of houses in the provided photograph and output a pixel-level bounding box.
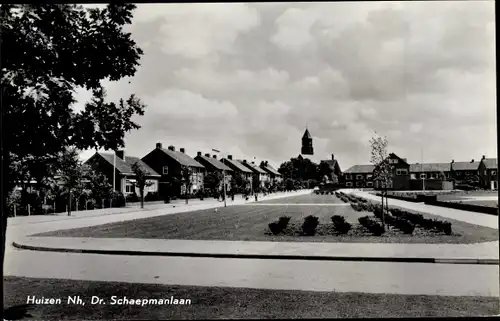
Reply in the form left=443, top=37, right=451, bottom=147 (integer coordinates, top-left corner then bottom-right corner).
left=84, top=142, right=283, bottom=198
left=343, top=154, right=498, bottom=190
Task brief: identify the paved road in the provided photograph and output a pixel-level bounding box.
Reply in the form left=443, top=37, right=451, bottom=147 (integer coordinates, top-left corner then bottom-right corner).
left=5, top=248, right=498, bottom=297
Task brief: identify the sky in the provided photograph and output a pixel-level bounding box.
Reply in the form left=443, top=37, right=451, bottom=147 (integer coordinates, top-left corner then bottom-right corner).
left=75, top=2, right=496, bottom=170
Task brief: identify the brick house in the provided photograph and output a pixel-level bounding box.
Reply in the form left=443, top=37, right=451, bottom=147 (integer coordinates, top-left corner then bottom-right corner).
left=85, top=151, right=160, bottom=196
left=319, top=154, right=343, bottom=183
left=372, top=153, right=410, bottom=190
left=409, top=162, right=453, bottom=190
left=343, top=165, right=375, bottom=188
left=141, top=143, right=205, bottom=197
left=195, top=152, right=233, bottom=192
left=221, top=155, right=253, bottom=191
left=239, top=159, right=270, bottom=190
left=478, top=156, right=498, bottom=190
left=450, top=159, right=480, bottom=186
left=259, top=161, right=283, bottom=185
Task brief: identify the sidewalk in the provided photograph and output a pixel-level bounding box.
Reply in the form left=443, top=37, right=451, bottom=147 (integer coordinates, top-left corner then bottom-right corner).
left=342, top=190, right=498, bottom=229
left=13, top=237, right=499, bottom=265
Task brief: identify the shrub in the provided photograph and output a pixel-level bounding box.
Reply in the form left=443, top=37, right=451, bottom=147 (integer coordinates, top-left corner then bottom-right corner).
left=145, top=192, right=159, bottom=202
left=358, top=216, right=385, bottom=236
left=268, top=222, right=283, bottom=235
left=331, top=215, right=351, bottom=234
left=278, top=216, right=291, bottom=230
left=302, top=215, right=320, bottom=236
left=126, top=193, right=139, bottom=203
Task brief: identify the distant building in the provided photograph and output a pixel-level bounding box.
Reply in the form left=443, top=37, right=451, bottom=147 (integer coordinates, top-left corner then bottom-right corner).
left=301, top=128, right=314, bottom=155
left=478, top=156, right=498, bottom=190
left=195, top=152, right=233, bottom=191
left=319, top=154, right=342, bottom=183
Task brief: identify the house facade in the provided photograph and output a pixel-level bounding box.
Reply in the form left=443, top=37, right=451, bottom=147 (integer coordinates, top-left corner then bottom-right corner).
left=478, top=156, right=498, bottom=190
left=195, top=152, right=233, bottom=192
left=85, top=151, right=160, bottom=196
left=372, top=153, right=411, bottom=190
left=259, top=161, right=283, bottom=185
left=408, top=162, right=453, bottom=190
left=319, top=154, right=343, bottom=184
left=239, top=160, right=270, bottom=190
left=221, top=155, right=253, bottom=191
left=451, top=159, right=480, bottom=186
left=141, top=143, right=205, bottom=197
left=344, top=165, right=375, bottom=188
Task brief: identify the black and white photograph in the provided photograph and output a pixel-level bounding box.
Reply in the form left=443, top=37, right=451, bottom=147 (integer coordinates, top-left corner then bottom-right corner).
left=2, top=1, right=498, bottom=320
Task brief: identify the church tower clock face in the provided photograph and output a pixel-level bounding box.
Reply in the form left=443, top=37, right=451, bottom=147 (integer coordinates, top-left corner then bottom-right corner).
left=301, top=128, right=314, bottom=155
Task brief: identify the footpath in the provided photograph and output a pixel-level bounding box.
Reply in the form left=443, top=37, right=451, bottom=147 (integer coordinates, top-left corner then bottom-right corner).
left=8, top=189, right=499, bottom=265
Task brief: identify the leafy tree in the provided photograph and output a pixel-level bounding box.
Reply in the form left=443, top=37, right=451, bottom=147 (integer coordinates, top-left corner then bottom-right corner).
left=57, top=148, right=88, bottom=216
left=1, top=4, right=145, bottom=286
left=180, top=166, right=193, bottom=204
left=369, top=133, right=392, bottom=229
left=131, top=162, right=153, bottom=209
left=204, top=171, right=223, bottom=194
left=87, top=168, right=113, bottom=207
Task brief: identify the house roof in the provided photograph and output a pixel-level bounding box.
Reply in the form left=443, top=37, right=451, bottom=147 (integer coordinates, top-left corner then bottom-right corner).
left=452, top=161, right=480, bottom=171
left=344, top=164, right=375, bottom=174
left=482, top=158, right=498, bottom=169
left=261, top=164, right=281, bottom=176
left=158, top=148, right=205, bottom=168
left=409, top=163, right=450, bottom=172
left=222, top=158, right=253, bottom=173
left=196, top=155, right=233, bottom=171
left=97, top=153, right=160, bottom=176
left=239, top=160, right=267, bottom=174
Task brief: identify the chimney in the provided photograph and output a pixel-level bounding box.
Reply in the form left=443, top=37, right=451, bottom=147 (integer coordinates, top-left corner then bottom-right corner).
left=213, top=155, right=217, bottom=159
left=243, top=160, right=247, bottom=163
left=471, top=159, right=474, bottom=163
left=205, top=153, right=210, bottom=157
left=156, top=142, right=162, bottom=149
left=168, top=145, right=175, bottom=151
left=331, top=154, right=335, bottom=160
left=228, top=155, right=233, bottom=160
left=197, top=151, right=202, bottom=157
left=251, top=161, right=255, bottom=164
left=180, top=148, right=185, bottom=153
left=451, top=160, right=454, bottom=163
left=482, top=155, right=486, bottom=160
left=116, top=150, right=125, bottom=160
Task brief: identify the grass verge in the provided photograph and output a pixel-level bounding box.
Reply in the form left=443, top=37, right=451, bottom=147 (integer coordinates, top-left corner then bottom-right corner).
left=3, top=276, right=498, bottom=319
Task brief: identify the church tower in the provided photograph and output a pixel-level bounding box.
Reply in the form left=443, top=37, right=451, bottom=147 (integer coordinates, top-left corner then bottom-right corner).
left=301, top=127, right=314, bottom=155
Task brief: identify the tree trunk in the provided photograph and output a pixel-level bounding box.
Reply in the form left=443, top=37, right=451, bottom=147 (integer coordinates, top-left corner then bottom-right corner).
left=380, top=188, right=385, bottom=229
left=185, top=185, right=189, bottom=204
left=140, top=189, right=144, bottom=209
left=67, top=191, right=72, bottom=216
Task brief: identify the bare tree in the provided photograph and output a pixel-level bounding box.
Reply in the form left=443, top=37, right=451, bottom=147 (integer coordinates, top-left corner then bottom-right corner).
left=131, top=162, right=154, bottom=209
left=369, top=133, right=392, bottom=229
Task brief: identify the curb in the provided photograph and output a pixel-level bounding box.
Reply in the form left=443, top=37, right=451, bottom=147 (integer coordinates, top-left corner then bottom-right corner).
left=12, top=242, right=498, bottom=265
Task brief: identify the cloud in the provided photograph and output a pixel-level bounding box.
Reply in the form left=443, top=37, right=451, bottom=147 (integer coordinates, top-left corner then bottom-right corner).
left=75, top=2, right=495, bottom=169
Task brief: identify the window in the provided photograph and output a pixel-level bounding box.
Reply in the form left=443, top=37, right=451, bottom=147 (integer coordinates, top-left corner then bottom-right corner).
left=345, top=174, right=352, bottom=180
left=346, top=182, right=353, bottom=187
left=410, top=173, right=416, bottom=179
left=366, top=174, right=373, bottom=180
left=396, top=169, right=408, bottom=176
left=125, top=184, right=134, bottom=193
left=356, top=174, right=364, bottom=180
left=456, top=171, right=461, bottom=176
left=356, top=181, right=362, bottom=187
left=420, top=173, right=427, bottom=179
left=445, top=173, right=450, bottom=178
left=366, top=181, right=373, bottom=187
left=162, top=166, right=168, bottom=175
left=388, top=159, right=398, bottom=164
left=430, top=173, right=438, bottom=179
left=492, top=171, right=497, bottom=176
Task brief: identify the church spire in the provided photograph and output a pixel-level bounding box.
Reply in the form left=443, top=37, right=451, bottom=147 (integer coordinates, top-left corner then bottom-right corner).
left=301, top=126, right=314, bottom=155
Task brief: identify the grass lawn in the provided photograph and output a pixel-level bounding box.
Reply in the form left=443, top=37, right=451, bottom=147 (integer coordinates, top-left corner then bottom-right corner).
left=3, top=276, right=497, bottom=319
left=258, top=193, right=344, bottom=204
left=36, top=195, right=498, bottom=244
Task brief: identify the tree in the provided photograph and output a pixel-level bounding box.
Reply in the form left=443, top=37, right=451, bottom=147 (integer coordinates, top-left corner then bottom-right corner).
left=1, top=3, right=145, bottom=289
left=204, top=171, right=223, bottom=195
left=57, top=148, right=88, bottom=216
left=131, top=162, right=153, bottom=209
left=180, top=166, right=193, bottom=204
left=369, top=133, right=392, bottom=229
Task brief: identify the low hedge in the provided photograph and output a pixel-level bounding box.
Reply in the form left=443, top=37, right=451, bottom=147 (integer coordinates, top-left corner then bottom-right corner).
left=390, top=208, right=452, bottom=235
left=373, top=209, right=415, bottom=234
left=358, top=216, right=385, bottom=236
left=425, top=200, right=498, bottom=216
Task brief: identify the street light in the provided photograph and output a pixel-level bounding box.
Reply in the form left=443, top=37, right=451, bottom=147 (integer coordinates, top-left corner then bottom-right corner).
left=212, top=149, right=227, bottom=208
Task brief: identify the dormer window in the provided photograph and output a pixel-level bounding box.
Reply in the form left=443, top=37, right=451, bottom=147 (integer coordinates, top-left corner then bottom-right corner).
left=162, top=166, right=169, bottom=175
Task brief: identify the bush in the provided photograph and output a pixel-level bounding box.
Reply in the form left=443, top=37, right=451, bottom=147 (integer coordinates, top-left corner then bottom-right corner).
left=112, top=192, right=126, bottom=207
left=390, top=208, right=451, bottom=234
left=331, top=215, right=351, bottom=234
left=126, top=193, right=139, bottom=203
left=268, top=222, right=283, bottom=235
left=144, top=192, right=159, bottom=202
left=302, top=215, right=320, bottom=236
left=358, top=216, right=385, bottom=236
left=278, top=216, right=291, bottom=230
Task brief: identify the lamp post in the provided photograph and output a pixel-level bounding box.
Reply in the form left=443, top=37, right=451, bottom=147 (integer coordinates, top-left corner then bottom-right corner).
left=212, top=149, right=227, bottom=208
